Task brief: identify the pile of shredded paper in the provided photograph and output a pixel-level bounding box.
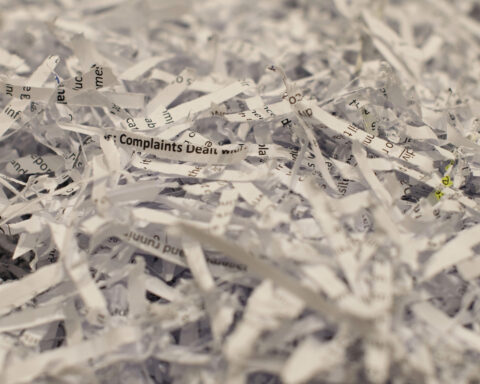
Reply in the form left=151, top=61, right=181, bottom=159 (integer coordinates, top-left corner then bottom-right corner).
left=2, top=0, right=480, bottom=383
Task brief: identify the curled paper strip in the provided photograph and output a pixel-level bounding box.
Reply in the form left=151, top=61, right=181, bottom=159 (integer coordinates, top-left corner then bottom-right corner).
left=1, top=1, right=480, bottom=384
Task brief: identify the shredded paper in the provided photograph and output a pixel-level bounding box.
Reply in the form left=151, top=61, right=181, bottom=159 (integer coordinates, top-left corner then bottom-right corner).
left=1, top=0, right=480, bottom=383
